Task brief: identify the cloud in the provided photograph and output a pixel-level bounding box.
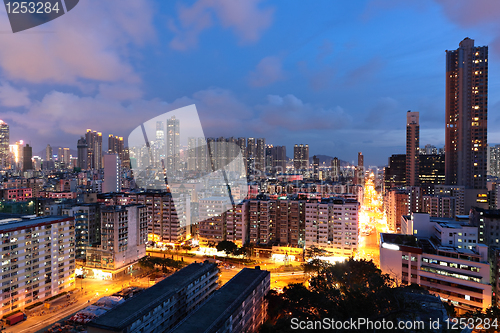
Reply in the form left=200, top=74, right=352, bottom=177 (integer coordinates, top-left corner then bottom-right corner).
left=2, top=87, right=354, bottom=152
left=0, top=0, right=155, bottom=84
left=255, top=94, right=351, bottom=132
left=364, top=97, right=399, bottom=125
left=433, top=0, right=500, bottom=57
left=98, top=83, right=144, bottom=101
left=248, top=56, right=285, bottom=87
left=0, top=81, right=30, bottom=107
left=169, top=0, right=274, bottom=51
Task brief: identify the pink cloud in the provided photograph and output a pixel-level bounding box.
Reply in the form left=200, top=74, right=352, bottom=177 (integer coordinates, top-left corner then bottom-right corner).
left=0, top=0, right=155, bottom=84
left=169, top=0, right=274, bottom=51
left=248, top=56, right=285, bottom=87
left=0, top=82, right=30, bottom=107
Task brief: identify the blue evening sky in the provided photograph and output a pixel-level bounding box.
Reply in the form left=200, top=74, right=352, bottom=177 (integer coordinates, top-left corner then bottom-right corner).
left=1, top=0, right=500, bottom=165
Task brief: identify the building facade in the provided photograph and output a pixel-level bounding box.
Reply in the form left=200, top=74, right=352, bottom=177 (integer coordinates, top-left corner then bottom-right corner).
left=0, top=216, right=76, bottom=317
left=406, top=111, right=419, bottom=187
left=445, top=38, right=488, bottom=189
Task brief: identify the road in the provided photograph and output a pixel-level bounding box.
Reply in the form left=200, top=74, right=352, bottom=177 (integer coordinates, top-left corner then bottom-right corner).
left=7, top=251, right=309, bottom=332
left=9, top=276, right=147, bottom=333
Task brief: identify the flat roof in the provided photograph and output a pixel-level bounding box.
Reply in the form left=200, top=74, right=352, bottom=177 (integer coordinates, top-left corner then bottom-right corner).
left=88, top=262, right=217, bottom=331
left=170, top=268, right=270, bottom=333
left=0, top=215, right=73, bottom=233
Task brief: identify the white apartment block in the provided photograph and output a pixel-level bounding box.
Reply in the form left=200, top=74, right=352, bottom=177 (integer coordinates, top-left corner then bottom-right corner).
left=129, top=191, right=186, bottom=244
left=434, top=185, right=465, bottom=216
left=0, top=216, right=76, bottom=317
left=305, top=198, right=359, bottom=257
left=226, top=201, right=249, bottom=247
left=383, top=213, right=491, bottom=312
left=198, top=197, right=231, bottom=246
left=85, top=204, right=147, bottom=279
left=422, top=195, right=456, bottom=218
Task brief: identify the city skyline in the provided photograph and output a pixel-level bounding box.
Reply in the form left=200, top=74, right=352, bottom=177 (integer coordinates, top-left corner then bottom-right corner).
left=1, top=1, right=500, bottom=165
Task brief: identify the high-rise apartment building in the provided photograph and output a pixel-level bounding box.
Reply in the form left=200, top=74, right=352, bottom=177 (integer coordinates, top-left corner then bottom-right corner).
left=9, top=141, right=23, bottom=171
left=406, top=111, right=419, bottom=187
left=385, top=188, right=409, bottom=232
left=266, top=145, right=286, bottom=174
left=0, top=216, right=76, bottom=317
left=166, top=116, right=180, bottom=173
left=305, top=197, right=359, bottom=257
left=489, top=144, right=500, bottom=178
left=445, top=37, right=488, bottom=189
left=256, top=138, right=266, bottom=172
left=331, top=157, right=340, bottom=182
left=103, top=154, right=122, bottom=193
left=85, top=204, right=147, bottom=278
left=129, top=191, right=187, bottom=243
left=355, top=152, right=364, bottom=185
left=197, top=137, right=207, bottom=172
left=77, top=137, right=88, bottom=170
left=187, top=137, right=197, bottom=171
left=62, top=204, right=101, bottom=259
left=85, top=129, right=103, bottom=170
left=198, top=196, right=232, bottom=246
left=293, top=144, right=309, bottom=171
left=0, top=120, right=8, bottom=169
left=45, top=144, right=52, bottom=162
left=22, top=144, right=32, bottom=171
left=312, top=155, right=320, bottom=179
left=108, top=135, right=125, bottom=161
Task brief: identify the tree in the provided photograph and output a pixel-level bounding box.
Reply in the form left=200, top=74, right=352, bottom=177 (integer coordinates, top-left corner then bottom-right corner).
left=181, top=244, right=192, bottom=253
left=216, top=241, right=238, bottom=255
left=262, top=258, right=433, bottom=332
left=462, top=306, right=500, bottom=333
left=305, top=245, right=327, bottom=260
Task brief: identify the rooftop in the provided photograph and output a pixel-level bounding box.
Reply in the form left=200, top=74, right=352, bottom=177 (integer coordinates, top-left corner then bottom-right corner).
left=87, top=262, right=217, bottom=331
left=0, top=215, right=72, bottom=232
left=170, top=268, right=270, bottom=333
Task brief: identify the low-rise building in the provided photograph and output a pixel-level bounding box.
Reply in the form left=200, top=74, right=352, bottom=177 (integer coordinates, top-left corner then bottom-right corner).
left=87, top=261, right=219, bottom=333
left=381, top=214, right=492, bottom=313
left=169, top=267, right=270, bottom=333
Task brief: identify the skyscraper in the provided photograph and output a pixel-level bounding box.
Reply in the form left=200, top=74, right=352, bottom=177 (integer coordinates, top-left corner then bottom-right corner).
left=22, top=144, right=32, bottom=171
left=0, top=120, right=9, bottom=169
left=331, top=157, right=340, bottom=181
left=356, top=152, right=364, bottom=185
left=247, top=138, right=256, bottom=172
left=256, top=138, right=266, bottom=172
left=406, top=111, right=420, bottom=187
left=268, top=145, right=286, bottom=174
left=166, top=116, right=180, bottom=172
left=197, top=137, right=207, bottom=172
left=45, top=144, right=52, bottom=162
left=77, top=137, right=88, bottom=170
left=445, top=37, right=488, bottom=189
left=85, top=129, right=103, bottom=170
left=187, top=137, right=197, bottom=171
left=108, top=135, right=125, bottom=162
left=103, top=154, right=122, bottom=193
left=489, top=144, right=500, bottom=178
left=293, top=144, right=309, bottom=171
